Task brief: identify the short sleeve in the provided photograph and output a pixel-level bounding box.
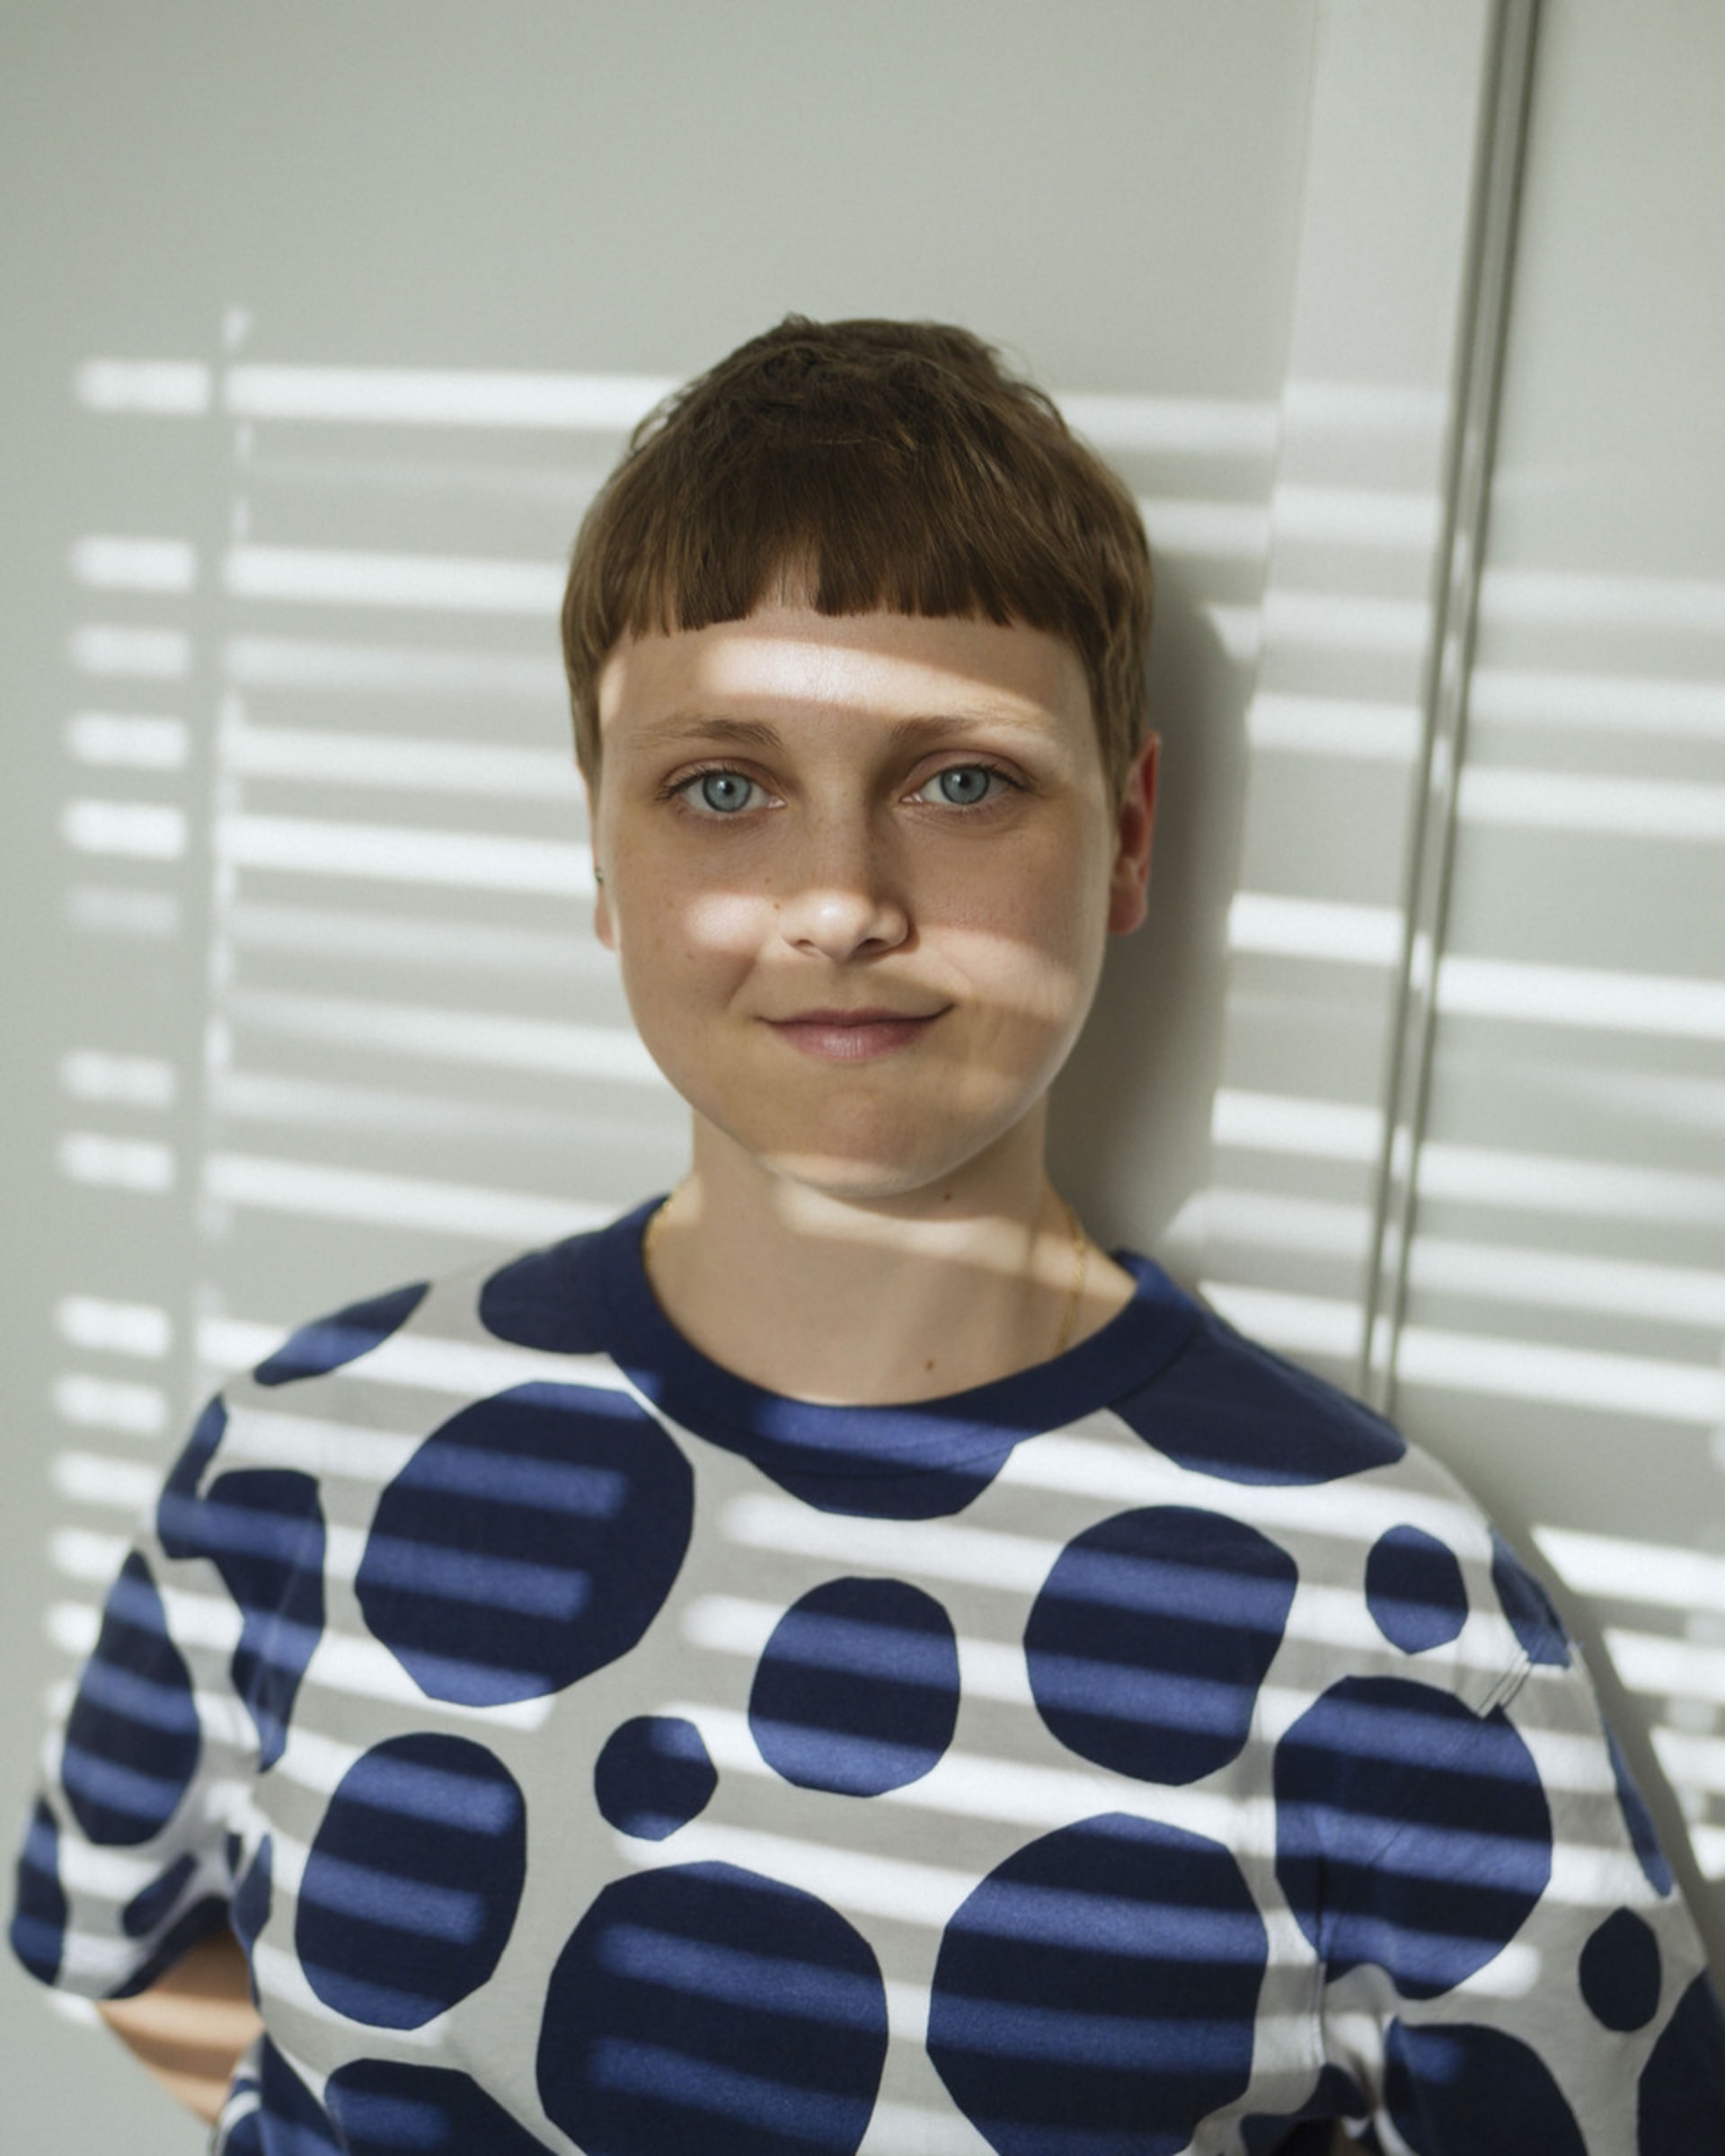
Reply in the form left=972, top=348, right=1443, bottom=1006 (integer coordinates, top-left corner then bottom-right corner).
left=1299, top=1627, right=1725, bottom=2152
left=8, top=1390, right=290, bottom=2001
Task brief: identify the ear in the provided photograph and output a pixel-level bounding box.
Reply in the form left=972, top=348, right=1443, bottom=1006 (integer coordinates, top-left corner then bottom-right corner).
left=1107, top=732, right=1159, bottom=936
left=580, top=772, right=615, bottom=950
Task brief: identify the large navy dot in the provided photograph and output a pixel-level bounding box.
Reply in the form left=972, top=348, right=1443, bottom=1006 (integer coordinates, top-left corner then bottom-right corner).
left=1366, top=1526, right=1468, bottom=1654
left=748, top=1577, right=959, bottom=1797
left=9, top=1798, right=67, bottom=1984
left=254, top=1279, right=428, bottom=1386
left=1242, top=2063, right=1369, bottom=2154
left=61, top=1551, right=200, bottom=1846
left=1275, top=1676, right=1552, bottom=1999
left=928, top=1813, right=1266, bottom=2156
left=1386, top=2019, right=1583, bottom=2155
left=1638, top=1972, right=1725, bottom=2147
left=358, top=1382, right=692, bottom=1707
left=1607, top=1726, right=1673, bottom=1895
left=596, top=1717, right=716, bottom=1840
left=122, top=1851, right=199, bottom=1939
left=326, top=2060, right=556, bottom=2154
left=1111, top=1319, right=1405, bottom=1484
left=1024, top=1507, right=1296, bottom=1785
left=537, top=1861, right=886, bottom=2156
left=1579, top=1905, right=1661, bottom=2031
left=296, top=1733, right=526, bottom=2028
left=479, top=1242, right=604, bottom=1354
left=1491, top=1531, right=1570, bottom=1666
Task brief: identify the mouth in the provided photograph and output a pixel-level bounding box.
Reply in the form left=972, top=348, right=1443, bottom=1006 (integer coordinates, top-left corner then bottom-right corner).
left=763, top=1006, right=950, bottom=1064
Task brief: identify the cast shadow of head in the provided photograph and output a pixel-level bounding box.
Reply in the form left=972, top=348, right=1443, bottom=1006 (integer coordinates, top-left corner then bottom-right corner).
left=1047, top=552, right=1248, bottom=1278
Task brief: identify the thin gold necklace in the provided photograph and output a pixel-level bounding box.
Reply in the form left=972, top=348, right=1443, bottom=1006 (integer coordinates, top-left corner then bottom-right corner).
left=641, top=1188, right=1092, bottom=1361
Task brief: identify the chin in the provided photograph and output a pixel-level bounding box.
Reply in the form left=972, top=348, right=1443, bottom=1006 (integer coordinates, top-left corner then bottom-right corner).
left=739, top=1105, right=1042, bottom=1208
left=762, top=1150, right=960, bottom=1206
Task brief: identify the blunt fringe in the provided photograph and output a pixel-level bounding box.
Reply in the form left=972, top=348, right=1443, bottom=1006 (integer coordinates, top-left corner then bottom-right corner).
left=562, top=316, right=1153, bottom=799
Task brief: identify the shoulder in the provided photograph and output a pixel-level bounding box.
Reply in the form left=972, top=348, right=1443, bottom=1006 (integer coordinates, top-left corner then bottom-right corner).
left=1092, top=1279, right=1570, bottom=1706
left=235, top=1218, right=624, bottom=1398
left=174, top=1220, right=632, bottom=1504
left=1106, top=1286, right=1410, bottom=1487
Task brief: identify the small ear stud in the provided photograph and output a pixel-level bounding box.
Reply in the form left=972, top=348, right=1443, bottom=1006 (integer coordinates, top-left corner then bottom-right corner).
left=594, top=868, right=605, bottom=886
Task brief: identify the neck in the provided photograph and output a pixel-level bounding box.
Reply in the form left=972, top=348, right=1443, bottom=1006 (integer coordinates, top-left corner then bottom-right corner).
left=641, top=1114, right=1137, bottom=1404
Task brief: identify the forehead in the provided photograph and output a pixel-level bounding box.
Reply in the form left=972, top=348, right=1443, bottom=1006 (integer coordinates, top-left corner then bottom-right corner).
left=596, top=603, right=1092, bottom=746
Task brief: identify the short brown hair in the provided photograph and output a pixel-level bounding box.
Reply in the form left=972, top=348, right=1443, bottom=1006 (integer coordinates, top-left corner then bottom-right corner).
left=562, top=317, right=1153, bottom=800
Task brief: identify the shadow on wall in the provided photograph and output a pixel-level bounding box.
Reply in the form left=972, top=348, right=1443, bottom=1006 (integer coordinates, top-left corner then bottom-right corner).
left=1050, top=554, right=1248, bottom=1270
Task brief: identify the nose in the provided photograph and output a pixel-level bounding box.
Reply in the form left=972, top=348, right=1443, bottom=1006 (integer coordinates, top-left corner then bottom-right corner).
left=774, top=816, right=910, bottom=963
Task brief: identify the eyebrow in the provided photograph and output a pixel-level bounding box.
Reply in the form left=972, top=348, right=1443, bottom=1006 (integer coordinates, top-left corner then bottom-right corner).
left=627, top=710, right=1051, bottom=754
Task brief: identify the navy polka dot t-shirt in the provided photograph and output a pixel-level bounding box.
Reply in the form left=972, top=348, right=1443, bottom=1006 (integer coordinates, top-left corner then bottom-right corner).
left=13, top=1201, right=1725, bottom=2153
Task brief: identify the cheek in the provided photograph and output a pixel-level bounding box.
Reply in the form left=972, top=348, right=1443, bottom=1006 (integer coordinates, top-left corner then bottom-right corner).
left=616, top=882, right=765, bottom=1003
left=934, top=918, right=1096, bottom=1033
left=931, top=857, right=1108, bottom=1023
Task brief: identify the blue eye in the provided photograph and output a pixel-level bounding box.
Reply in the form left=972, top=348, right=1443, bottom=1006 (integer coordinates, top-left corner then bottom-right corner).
left=686, top=771, right=758, bottom=815
left=924, top=765, right=1004, bottom=807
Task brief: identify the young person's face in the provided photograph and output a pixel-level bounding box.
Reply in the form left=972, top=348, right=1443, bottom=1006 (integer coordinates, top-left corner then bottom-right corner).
left=589, top=601, right=1156, bottom=1202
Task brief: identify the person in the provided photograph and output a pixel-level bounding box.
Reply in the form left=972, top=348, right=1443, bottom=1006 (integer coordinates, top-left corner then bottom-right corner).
left=10, top=315, right=1725, bottom=2156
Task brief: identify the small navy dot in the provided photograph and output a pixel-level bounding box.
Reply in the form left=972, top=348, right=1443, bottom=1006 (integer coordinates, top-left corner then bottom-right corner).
left=233, top=1835, right=273, bottom=1968
left=8, top=1798, right=67, bottom=1985
left=1579, top=1906, right=1660, bottom=2031
left=326, top=2060, right=556, bottom=2154
left=1111, top=1319, right=1405, bottom=1485
left=1242, top=2063, right=1370, bottom=2154
left=1638, top=1973, right=1725, bottom=2147
left=1386, top=2019, right=1583, bottom=2155
left=596, top=1717, right=716, bottom=1840
left=749, top=1578, right=959, bottom=1797
left=122, top=1851, right=199, bottom=1939
left=61, top=1551, right=200, bottom=1846
left=254, top=1280, right=428, bottom=1386
left=1276, top=1676, right=1552, bottom=1998
left=296, top=1734, right=526, bottom=2029
left=1366, top=1526, right=1468, bottom=1654
left=537, top=1861, right=887, bottom=2156
left=479, top=1244, right=604, bottom=1354
left=1607, top=1726, right=1673, bottom=1895
left=1025, top=1507, right=1297, bottom=1785
left=928, top=1813, right=1266, bottom=2156
left=358, top=1383, right=693, bottom=1707
left=156, top=1395, right=228, bottom=1557
left=1491, top=1532, right=1570, bottom=1666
